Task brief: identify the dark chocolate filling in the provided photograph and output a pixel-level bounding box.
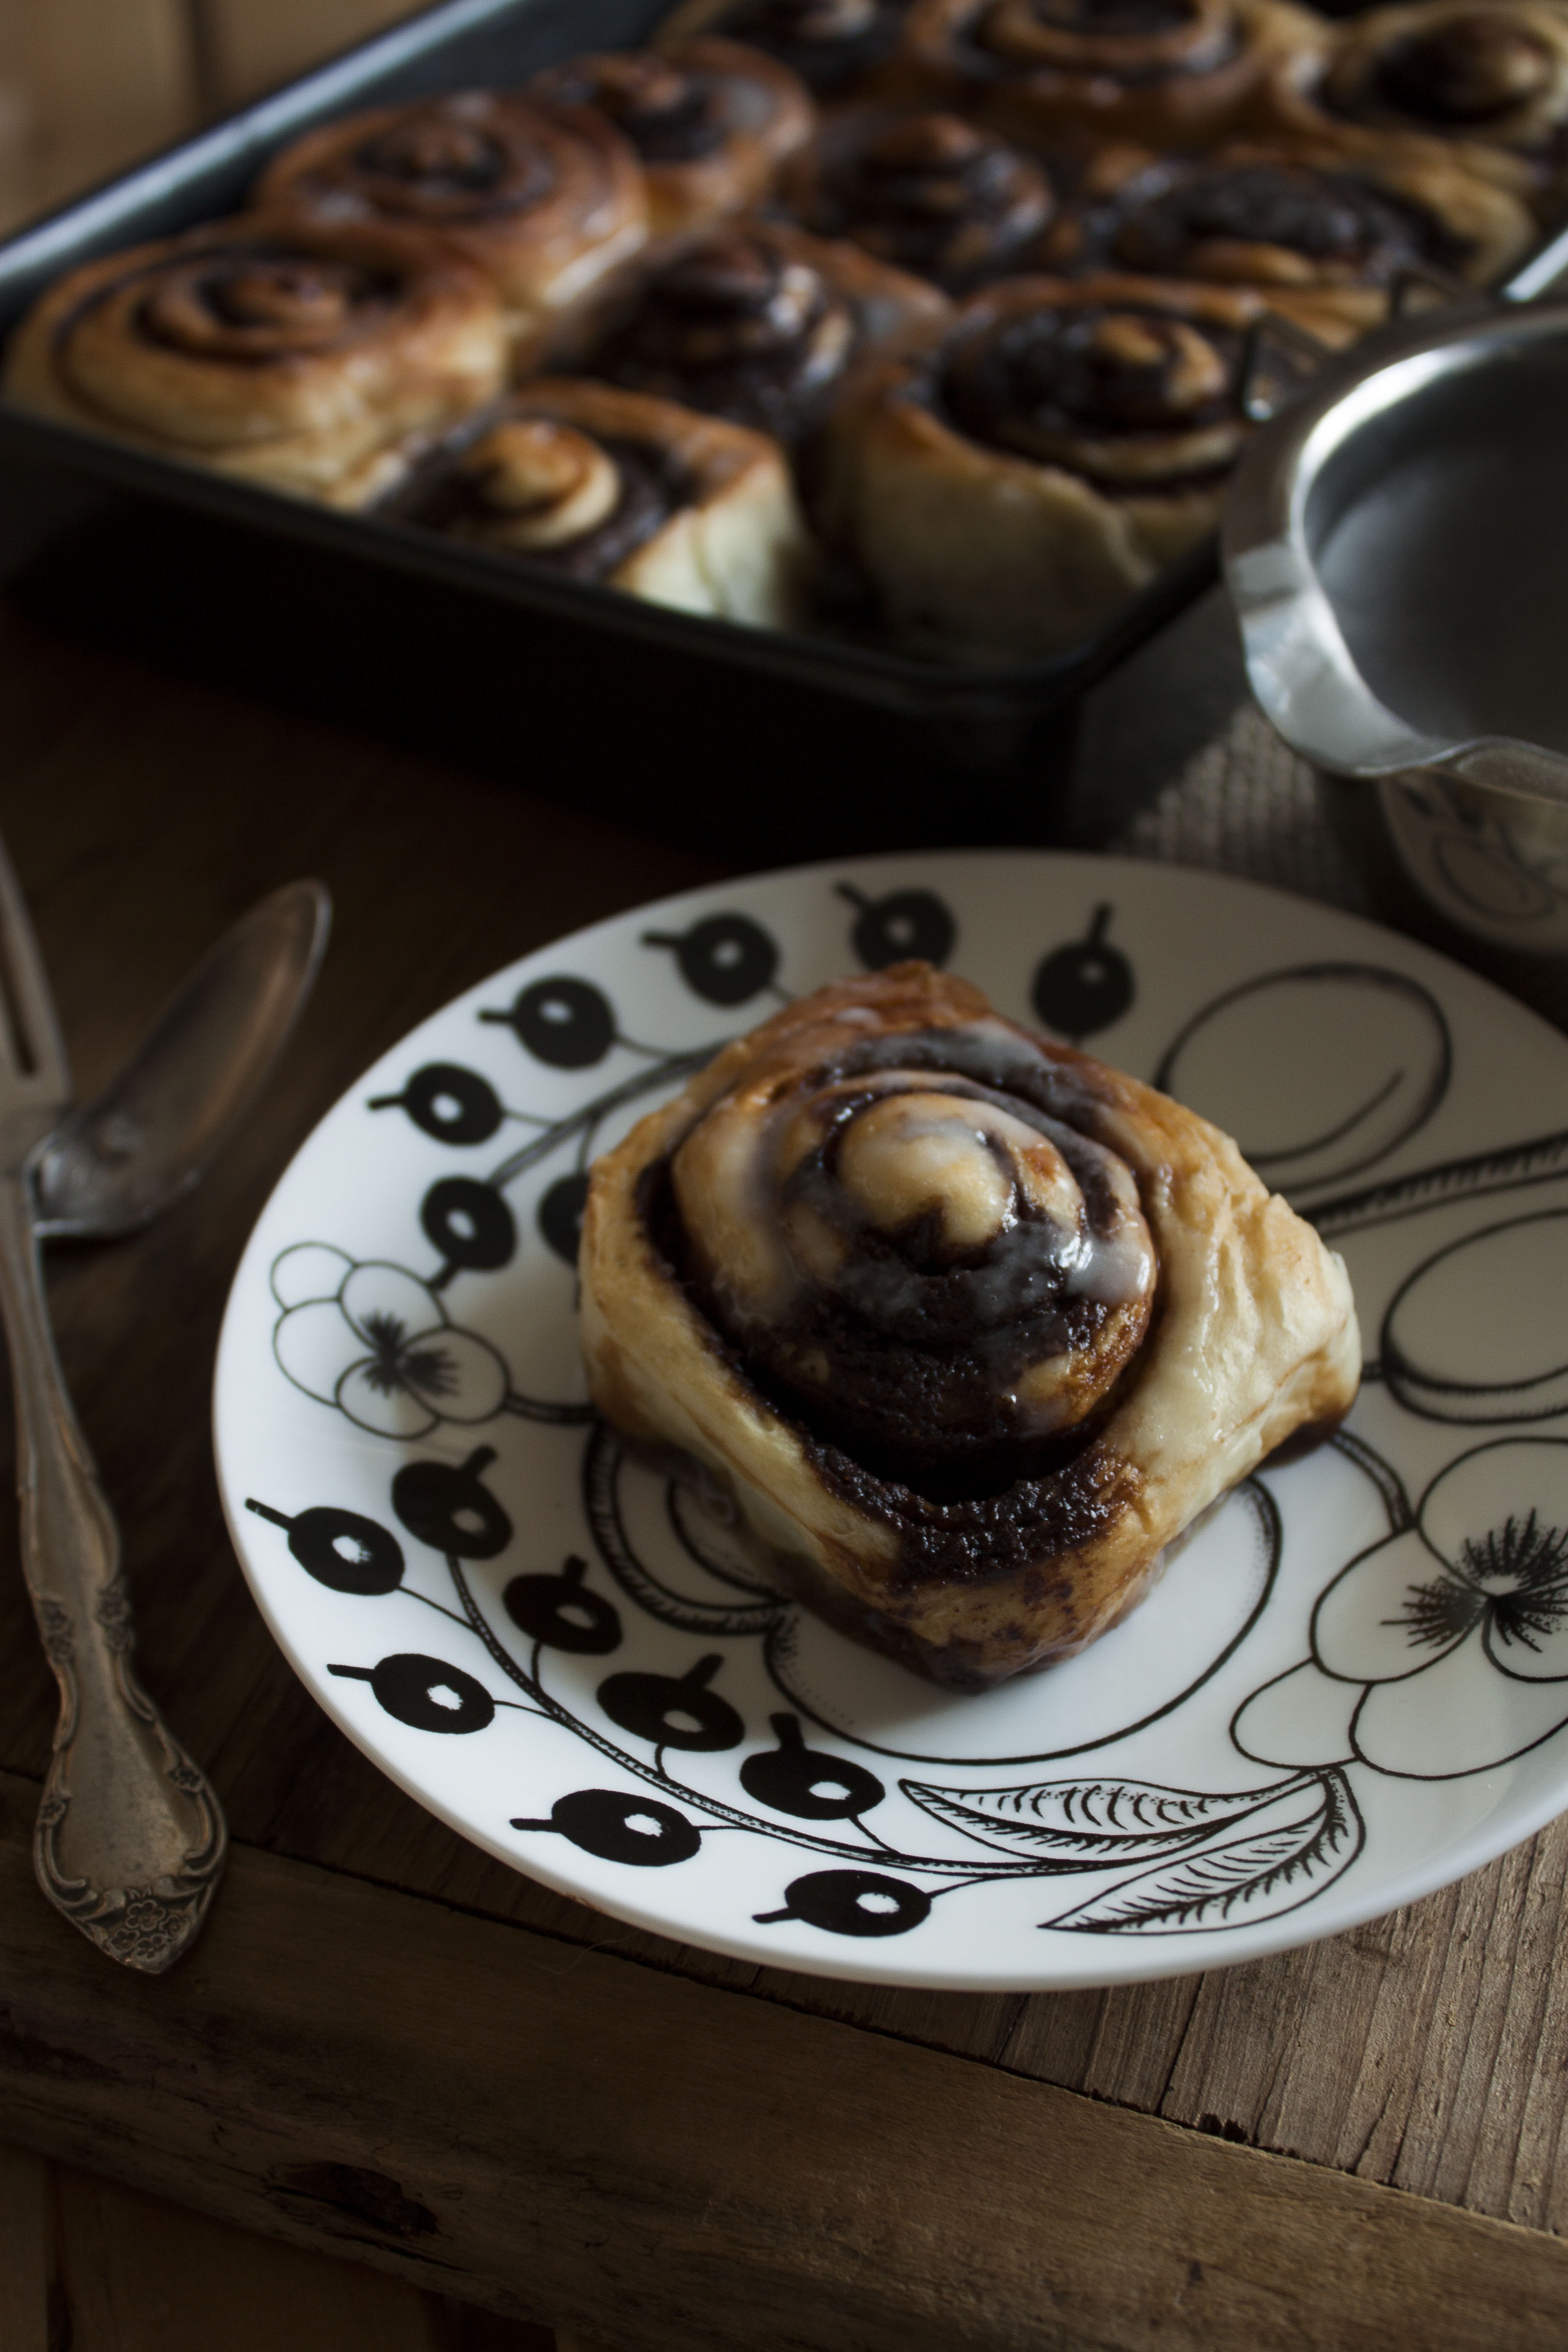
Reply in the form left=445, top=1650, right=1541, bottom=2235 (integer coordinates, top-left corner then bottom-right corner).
left=1096, top=159, right=1470, bottom=284
left=341, top=108, right=557, bottom=221
left=539, top=57, right=730, bottom=163
left=937, top=300, right=1245, bottom=489
left=710, top=0, right=910, bottom=92
left=398, top=433, right=689, bottom=582
left=1373, top=16, right=1553, bottom=126
left=593, top=236, right=854, bottom=436
left=810, top=114, right=1052, bottom=288
left=80, top=244, right=399, bottom=368
left=963, top=0, right=1239, bottom=85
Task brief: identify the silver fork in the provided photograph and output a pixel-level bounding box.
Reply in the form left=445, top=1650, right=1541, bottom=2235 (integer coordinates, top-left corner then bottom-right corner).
left=0, top=839, right=225, bottom=1972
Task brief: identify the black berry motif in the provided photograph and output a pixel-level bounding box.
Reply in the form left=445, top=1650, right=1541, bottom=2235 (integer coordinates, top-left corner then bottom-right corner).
left=597, top=1652, right=744, bottom=1751
left=838, top=882, right=956, bottom=971
left=368, top=1063, right=503, bottom=1146
left=421, top=1176, right=515, bottom=1284
left=481, top=976, right=616, bottom=1068
left=392, top=1445, right=513, bottom=1559
left=739, top=1714, right=885, bottom=1820
left=641, top=913, right=779, bottom=1006
left=756, top=1868, right=932, bottom=1937
left=512, top=1788, right=702, bottom=1865
left=538, top=1169, right=591, bottom=1266
left=1031, top=905, right=1134, bottom=1041
left=246, top=1499, right=404, bottom=1596
left=504, top=1553, right=622, bottom=1655
left=331, top=1653, right=496, bottom=1735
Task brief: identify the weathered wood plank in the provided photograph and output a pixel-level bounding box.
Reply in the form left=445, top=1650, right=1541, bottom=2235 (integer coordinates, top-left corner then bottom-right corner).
left=193, top=0, right=420, bottom=109
left=0, top=1765, right=1566, bottom=2352
left=0, top=2140, right=49, bottom=2352
left=0, top=0, right=195, bottom=235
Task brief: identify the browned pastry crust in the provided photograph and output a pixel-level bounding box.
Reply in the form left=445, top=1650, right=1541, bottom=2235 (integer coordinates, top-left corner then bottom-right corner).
left=780, top=104, right=1056, bottom=290
left=2, top=213, right=507, bottom=507
left=658, top=0, right=920, bottom=99
left=1044, top=136, right=1533, bottom=338
left=1253, top=0, right=1568, bottom=200
left=584, top=217, right=950, bottom=437
left=898, top=0, right=1329, bottom=149
left=253, top=91, right=649, bottom=347
left=530, top=39, right=814, bottom=236
left=580, top=964, right=1360, bottom=1688
left=816, top=270, right=1262, bottom=659
left=396, top=376, right=811, bottom=624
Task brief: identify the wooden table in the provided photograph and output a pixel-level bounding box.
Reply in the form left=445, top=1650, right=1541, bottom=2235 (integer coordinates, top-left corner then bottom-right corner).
left=0, top=584, right=1565, bottom=2351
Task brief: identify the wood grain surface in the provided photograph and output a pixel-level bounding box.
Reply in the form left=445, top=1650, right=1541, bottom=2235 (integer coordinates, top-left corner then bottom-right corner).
left=0, top=591, right=1562, bottom=2345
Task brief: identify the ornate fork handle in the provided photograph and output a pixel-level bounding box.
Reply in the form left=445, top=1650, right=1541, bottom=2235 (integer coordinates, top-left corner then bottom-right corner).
left=0, top=1168, right=226, bottom=1971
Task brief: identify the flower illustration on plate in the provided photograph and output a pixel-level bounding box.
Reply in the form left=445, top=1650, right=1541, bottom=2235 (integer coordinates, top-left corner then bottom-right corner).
left=272, top=1242, right=509, bottom=1439
left=1235, top=1438, right=1568, bottom=1780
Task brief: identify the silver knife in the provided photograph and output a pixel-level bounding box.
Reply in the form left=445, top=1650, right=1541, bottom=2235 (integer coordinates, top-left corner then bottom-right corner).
left=0, top=836, right=225, bottom=1972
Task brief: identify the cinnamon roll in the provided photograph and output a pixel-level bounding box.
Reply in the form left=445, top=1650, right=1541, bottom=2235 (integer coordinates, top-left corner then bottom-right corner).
left=2, top=215, right=507, bottom=507
left=580, top=964, right=1359, bottom=1688
left=899, top=0, right=1328, bottom=149
left=781, top=106, right=1056, bottom=290
left=658, top=0, right=917, bottom=98
left=530, top=40, right=814, bottom=236
left=1046, top=139, right=1532, bottom=337
left=396, top=377, right=810, bottom=625
left=253, top=91, right=649, bottom=348
left=1257, top=1, right=1568, bottom=199
left=585, top=220, right=949, bottom=438
left=817, top=272, right=1262, bottom=660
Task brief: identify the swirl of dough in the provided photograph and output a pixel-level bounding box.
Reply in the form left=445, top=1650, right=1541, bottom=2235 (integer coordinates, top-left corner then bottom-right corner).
left=581, top=964, right=1361, bottom=1685
left=254, top=91, right=649, bottom=338
left=1, top=215, right=508, bottom=506
left=589, top=221, right=947, bottom=435
left=783, top=108, right=1054, bottom=287
left=657, top=0, right=915, bottom=96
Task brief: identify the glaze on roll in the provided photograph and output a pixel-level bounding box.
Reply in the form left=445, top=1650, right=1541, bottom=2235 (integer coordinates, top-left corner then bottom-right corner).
left=530, top=40, right=815, bottom=234
left=1046, top=139, right=1533, bottom=336
left=817, top=271, right=1262, bottom=659
left=253, top=91, right=649, bottom=346
left=586, top=220, right=949, bottom=437
left=581, top=964, right=1360, bottom=1687
left=781, top=107, right=1055, bottom=289
left=899, top=0, right=1328, bottom=148
left=396, top=376, right=811, bottom=624
left=2, top=215, right=508, bottom=506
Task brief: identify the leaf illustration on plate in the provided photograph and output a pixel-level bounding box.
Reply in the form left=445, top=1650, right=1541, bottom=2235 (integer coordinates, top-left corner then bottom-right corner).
left=1041, top=1771, right=1365, bottom=1936
left=900, top=1773, right=1309, bottom=1863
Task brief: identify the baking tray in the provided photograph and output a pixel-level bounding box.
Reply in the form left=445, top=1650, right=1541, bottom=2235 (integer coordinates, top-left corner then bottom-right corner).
left=2, top=0, right=1567, bottom=846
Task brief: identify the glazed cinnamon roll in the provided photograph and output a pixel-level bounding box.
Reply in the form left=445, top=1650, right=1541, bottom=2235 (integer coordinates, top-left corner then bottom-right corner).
left=396, top=377, right=810, bottom=625
left=585, top=220, right=949, bottom=437
left=530, top=40, right=814, bottom=235
left=781, top=106, right=1056, bottom=289
left=899, top=0, right=1327, bottom=149
left=658, top=0, right=917, bottom=98
left=1258, top=0, right=1568, bottom=198
left=2, top=215, right=507, bottom=507
left=253, top=91, right=648, bottom=347
left=1046, top=139, right=1532, bottom=337
left=817, top=272, right=1262, bottom=659
left=581, top=965, right=1359, bottom=1687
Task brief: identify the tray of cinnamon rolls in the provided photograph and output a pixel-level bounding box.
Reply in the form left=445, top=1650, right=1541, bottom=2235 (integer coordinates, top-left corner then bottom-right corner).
left=1, top=0, right=1566, bottom=714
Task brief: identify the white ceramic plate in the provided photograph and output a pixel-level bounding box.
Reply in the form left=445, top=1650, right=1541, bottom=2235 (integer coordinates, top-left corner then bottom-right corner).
left=214, top=850, right=1568, bottom=1990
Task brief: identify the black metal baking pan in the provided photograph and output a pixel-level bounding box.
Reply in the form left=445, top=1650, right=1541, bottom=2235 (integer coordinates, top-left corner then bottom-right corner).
left=0, top=0, right=1218, bottom=739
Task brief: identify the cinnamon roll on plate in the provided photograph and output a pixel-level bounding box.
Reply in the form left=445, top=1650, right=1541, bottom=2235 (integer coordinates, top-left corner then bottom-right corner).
left=581, top=963, right=1359, bottom=1688
left=658, top=0, right=918, bottom=98
left=781, top=106, right=1057, bottom=290
left=1256, top=0, right=1568, bottom=203
left=1046, top=139, right=1533, bottom=337
left=817, top=271, right=1262, bottom=660
left=395, top=377, right=811, bottom=627
left=585, top=219, right=950, bottom=438
left=530, top=41, right=814, bottom=236
left=3, top=215, right=507, bottom=507
left=899, top=0, right=1329, bottom=150
left=253, top=91, right=649, bottom=349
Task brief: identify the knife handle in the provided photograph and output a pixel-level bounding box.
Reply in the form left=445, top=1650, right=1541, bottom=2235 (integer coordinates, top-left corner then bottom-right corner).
left=0, top=1170, right=226, bottom=1971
